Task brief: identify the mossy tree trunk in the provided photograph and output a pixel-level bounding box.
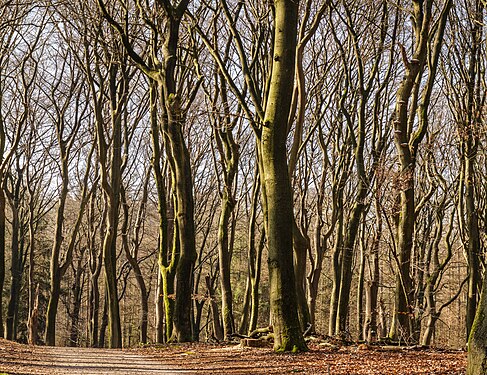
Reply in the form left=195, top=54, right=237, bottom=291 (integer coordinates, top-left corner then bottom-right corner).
left=98, top=0, right=199, bottom=343
left=161, top=78, right=197, bottom=342
left=468, top=273, right=487, bottom=374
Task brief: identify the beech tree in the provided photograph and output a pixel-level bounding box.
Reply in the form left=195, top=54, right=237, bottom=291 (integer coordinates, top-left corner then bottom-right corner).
left=1, top=0, right=486, bottom=360
left=97, top=0, right=202, bottom=342
left=390, top=0, right=451, bottom=341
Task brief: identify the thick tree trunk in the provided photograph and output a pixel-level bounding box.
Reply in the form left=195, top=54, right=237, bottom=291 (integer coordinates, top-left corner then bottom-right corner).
left=158, top=18, right=197, bottom=341
left=462, top=0, right=483, bottom=341
left=468, top=272, right=487, bottom=375
left=260, top=0, right=306, bottom=352
left=163, top=92, right=197, bottom=343
left=392, top=184, right=415, bottom=341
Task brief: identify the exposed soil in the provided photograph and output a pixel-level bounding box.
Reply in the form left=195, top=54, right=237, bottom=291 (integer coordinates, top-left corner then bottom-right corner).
left=0, top=338, right=467, bottom=374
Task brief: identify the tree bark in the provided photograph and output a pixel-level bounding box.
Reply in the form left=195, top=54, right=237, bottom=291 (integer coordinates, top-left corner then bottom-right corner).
left=390, top=0, right=451, bottom=340
left=259, top=0, right=306, bottom=352
left=468, top=273, right=487, bottom=375
left=6, top=169, right=23, bottom=341
left=155, top=271, right=165, bottom=343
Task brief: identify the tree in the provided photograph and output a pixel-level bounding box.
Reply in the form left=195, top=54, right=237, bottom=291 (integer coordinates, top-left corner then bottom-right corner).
left=97, top=0, right=202, bottom=342
left=390, top=0, right=451, bottom=341
left=330, top=0, right=394, bottom=338
left=445, top=0, right=484, bottom=339
left=43, top=48, right=93, bottom=346
left=258, top=0, right=307, bottom=351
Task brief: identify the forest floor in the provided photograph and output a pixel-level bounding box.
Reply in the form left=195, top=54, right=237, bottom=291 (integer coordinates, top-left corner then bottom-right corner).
left=0, top=338, right=467, bottom=374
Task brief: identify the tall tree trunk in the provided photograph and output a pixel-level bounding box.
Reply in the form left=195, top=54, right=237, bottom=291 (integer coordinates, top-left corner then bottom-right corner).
left=97, top=0, right=199, bottom=344
left=259, top=0, right=306, bottom=352
left=98, top=63, right=127, bottom=349
left=462, top=1, right=483, bottom=338
left=27, top=190, right=37, bottom=345
left=356, top=225, right=366, bottom=341
left=329, top=207, right=344, bottom=336
left=336, top=201, right=365, bottom=338
left=468, top=273, right=487, bottom=375
left=465, top=157, right=481, bottom=338
left=390, top=0, right=451, bottom=340
left=159, top=76, right=197, bottom=343
left=364, top=195, right=381, bottom=342
left=148, top=79, right=176, bottom=342
left=6, top=174, right=22, bottom=341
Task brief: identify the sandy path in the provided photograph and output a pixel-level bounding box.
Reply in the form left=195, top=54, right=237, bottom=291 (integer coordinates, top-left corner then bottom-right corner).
left=0, top=344, right=189, bottom=374
left=0, top=339, right=468, bottom=374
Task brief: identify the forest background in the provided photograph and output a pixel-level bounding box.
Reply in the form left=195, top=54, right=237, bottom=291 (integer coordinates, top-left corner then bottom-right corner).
left=0, top=0, right=486, bottom=369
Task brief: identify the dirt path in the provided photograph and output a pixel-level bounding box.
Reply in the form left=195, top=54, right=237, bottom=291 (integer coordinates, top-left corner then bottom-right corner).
left=0, top=342, right=188, bottom=374
left=0, top=338, right=467, bottom=374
